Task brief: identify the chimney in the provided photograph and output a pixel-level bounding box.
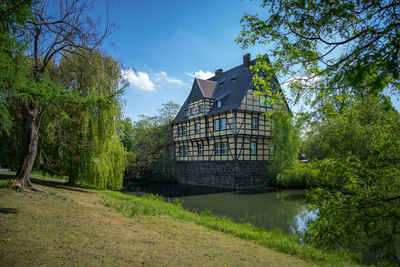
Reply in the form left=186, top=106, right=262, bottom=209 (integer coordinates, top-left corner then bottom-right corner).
left=215, top=68, right=223, bottom=77
left=243, top=53, right=251, bottom=68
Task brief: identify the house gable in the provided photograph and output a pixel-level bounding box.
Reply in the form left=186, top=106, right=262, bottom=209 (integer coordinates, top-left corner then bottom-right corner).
left=187, top=78, right=216, bottom=103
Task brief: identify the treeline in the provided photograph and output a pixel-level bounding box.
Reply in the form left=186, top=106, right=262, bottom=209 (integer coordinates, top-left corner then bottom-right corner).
left=118, top=102, right=179, bottom=183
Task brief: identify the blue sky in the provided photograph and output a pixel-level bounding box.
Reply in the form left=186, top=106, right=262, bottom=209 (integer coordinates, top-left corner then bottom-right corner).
left=98, top=0, right=267, bottom=120
left=99, top=0, right=399, bottom=120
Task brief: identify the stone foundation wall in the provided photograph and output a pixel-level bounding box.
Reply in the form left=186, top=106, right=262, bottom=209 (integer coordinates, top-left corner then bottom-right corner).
left=175, top=160, right=270, bottom=190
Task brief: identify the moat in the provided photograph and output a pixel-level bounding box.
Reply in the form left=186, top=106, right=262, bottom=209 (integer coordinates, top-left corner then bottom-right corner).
left=123, top=181, right=314, bottom=237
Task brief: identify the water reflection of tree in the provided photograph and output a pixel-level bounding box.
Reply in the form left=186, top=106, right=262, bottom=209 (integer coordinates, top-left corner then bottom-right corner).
left=236, top=191, right=308, bottom=236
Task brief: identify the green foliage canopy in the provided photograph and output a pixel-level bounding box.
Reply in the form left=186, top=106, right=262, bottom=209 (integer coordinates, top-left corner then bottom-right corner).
left=125, top=102, right=179, bottom=181
left=237, top=0, right=400, bottom=110
left=41, top=49, right=126, bottom=189
left=304, top=96, right=400, bottom=263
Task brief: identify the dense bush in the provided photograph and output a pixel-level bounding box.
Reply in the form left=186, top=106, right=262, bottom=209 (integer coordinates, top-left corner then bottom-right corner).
left=275, top=164, right=319, bottom=189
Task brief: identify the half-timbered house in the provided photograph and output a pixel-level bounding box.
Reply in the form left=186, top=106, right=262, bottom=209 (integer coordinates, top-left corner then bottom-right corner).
left=171, top=54, right=287, bottom=189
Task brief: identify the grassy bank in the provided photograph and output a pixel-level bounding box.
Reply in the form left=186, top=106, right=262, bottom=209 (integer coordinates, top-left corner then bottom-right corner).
left=101, top=190, right=361, bottom=266
left=0, top=173, right=360, bottom=266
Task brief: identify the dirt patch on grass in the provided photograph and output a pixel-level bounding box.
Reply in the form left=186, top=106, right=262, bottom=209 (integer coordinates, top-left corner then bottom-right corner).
left=0, top=184, right=314, bottom=266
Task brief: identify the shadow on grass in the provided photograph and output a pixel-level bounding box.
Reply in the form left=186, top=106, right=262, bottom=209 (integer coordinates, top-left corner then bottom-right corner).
left=0, top=172, right=92, bottom=194
left=0, top=174, right=14, bottom=180
left=30, top=178, right=94, bottom=194
left=0, top=208, right=18, bottom=214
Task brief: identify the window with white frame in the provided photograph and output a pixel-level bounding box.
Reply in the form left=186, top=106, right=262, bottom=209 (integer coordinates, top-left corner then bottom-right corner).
left=214, top=119, right=220, bottom=131
left=221, top=142, right=228, bottom=155
left=178, top=126, right=187, bottom=137
left=215, top=143, right=221, bottom=155
left=250, top=142, right=257, bottom=155
left=179, top=146, right=188, bottom=157
left=220, top=118, right=227, bottom=130
left=195, top=123, right=201, bottom=134
left=251, top=117, right=259, bottom=130
left=231, top=118, right=236, bottom=133
left=198, top=144, right=203, bottom=156
left=215, top=142, right=228, bottom=155
left=199, top=105, right=203, bottom=113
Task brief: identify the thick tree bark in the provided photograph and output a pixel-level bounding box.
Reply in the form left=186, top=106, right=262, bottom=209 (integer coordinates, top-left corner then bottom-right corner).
left=15, top=104, right=39, bottom=190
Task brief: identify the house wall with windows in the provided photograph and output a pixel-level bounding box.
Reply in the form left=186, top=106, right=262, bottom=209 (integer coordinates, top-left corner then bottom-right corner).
left=171, top=54, right=286, bottom=189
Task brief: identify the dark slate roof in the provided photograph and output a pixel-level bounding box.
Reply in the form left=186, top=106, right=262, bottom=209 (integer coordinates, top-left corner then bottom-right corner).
left=171, top=56, right=285, bottom=125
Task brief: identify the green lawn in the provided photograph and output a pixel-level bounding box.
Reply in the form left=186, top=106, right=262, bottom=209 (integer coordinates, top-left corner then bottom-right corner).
left=0, top=173, right=360, bottom=266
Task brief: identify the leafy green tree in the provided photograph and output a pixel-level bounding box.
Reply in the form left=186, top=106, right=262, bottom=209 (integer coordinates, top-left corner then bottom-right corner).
left=238, top=2, right=400, bottom=263
left=48, top=49, right=126, bottom=189
left=157, top=101, right=180, bottom=125
left=304, top=96, right=400, bottom=264
left=117, top=118, right=135, bottom=152
left=0, top=0, right=33, bottom=136
left=127, top=102, right=179, bottom=181
left=0, top=0, right=116, bottom=190
left=237, top=0, right=400, bottom=110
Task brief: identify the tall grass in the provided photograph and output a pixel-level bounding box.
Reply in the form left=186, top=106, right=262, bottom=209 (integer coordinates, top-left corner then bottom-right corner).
left=101, top=190, right=362, bottom=266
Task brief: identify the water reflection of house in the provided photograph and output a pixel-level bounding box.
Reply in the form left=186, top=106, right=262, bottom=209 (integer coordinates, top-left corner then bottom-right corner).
left=171, top=54, right=289, bottom=189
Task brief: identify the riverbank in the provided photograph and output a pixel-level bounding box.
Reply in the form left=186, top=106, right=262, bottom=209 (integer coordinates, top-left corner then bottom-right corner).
left=0, top=173, right=360, bottom=266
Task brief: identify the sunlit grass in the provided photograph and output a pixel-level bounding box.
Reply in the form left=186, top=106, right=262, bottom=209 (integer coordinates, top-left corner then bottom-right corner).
left=101, top=190, right=362, bottom=265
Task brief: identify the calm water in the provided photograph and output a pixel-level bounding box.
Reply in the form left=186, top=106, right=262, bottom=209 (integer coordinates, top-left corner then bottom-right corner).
left=123, top=182, right=315, bottom=236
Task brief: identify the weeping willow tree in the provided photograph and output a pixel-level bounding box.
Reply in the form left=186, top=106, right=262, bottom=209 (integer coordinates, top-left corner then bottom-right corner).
left=268, top=110, right=300, bottom=182
left=42, top=49, right=126, bottom=189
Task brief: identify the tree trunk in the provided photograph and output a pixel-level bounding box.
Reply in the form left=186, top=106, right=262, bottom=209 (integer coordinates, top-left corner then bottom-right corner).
left=15, top=105, right=39, bottom=189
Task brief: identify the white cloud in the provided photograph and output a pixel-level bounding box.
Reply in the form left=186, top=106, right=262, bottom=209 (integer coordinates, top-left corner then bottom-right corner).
left=154, top=71, right=184, bottom=85
left=186, top=70, right=214, bottom=80
left=121, top=68, right=154, bottom=91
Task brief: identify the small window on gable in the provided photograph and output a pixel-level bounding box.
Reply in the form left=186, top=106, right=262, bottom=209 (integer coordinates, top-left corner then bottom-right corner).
left=199, top=105, right=203, bottom=113
left=217, top=100, right=222, bottom=108
left=195, top=123, right=201, bottom=134
left=184, top=109, right=189, bottom=117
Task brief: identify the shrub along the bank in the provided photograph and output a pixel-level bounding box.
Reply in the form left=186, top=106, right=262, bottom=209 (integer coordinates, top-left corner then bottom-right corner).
left=274, top=163, right=320, bottom=189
